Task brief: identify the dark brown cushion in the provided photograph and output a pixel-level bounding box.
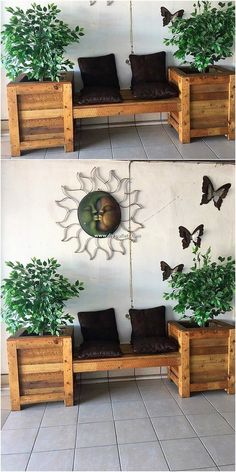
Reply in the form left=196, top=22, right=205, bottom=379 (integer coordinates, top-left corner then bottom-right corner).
left=78, top=53, right=120, bottom=88
left=129, top=306, right=166, bottom=340
left=132, top=336, right=179, bottom=354
left=129, top=52, right=166, bottom=87
left=132, top=82, right=179, bottom=100
left=78, top=308, right=119, bottom=342
left=77, top=341, right=122, bottom=359
left=78, top=86, right=122, bottom=105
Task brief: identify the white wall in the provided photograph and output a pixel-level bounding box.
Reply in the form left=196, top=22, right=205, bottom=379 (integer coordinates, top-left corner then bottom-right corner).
left=1, top=160, right=235, bottom=373
left=1, top=0, right=235, bottom=120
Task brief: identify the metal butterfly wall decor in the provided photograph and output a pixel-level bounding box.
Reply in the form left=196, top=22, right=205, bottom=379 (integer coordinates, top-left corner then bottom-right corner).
left=179, top=224, right=204, bottom=249
left=160, top=261, right=184, bottom=281
left=160, top=6, right=184, bottom=26
left=200, top=176, right=231, bottom=211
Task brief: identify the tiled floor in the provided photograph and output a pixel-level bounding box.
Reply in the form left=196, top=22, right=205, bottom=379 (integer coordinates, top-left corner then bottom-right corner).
left=1, top=124, right=235, bottom=160
left=1, top=379, right=235, bottom=471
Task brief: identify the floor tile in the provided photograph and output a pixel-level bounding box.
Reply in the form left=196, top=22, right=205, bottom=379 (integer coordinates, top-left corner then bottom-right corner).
left=221, top=411, right=235, bottom=429
left=218, top=465, right=236, bottom=471
left=187, top=468, right=219, bottom=471
left=27, top=449, right=74, bottom=471
left=119, top=441, right=169, bottom=471
left=187, top=413, right=234, bottom=437
left=112, top=147, right=147, bottom=160
left=137, top=379, right=173, bottom=401
left=18, top=150, right=47, bottom=159
left=79, top=129, right=111, bottom=149
left=79, top=148, right=112, bottom=159
left=175, top=394, right=216, bottom=415
left=74, top=445, right=120, bottom=471
left=1, top=409, right=10, bottom=428
left=110, top=127, right=142, bottom=148
left=144, top=398, right=183, bottom=417
left=76, top=421, right=116, bottom=448
left=45, top=150, right=78, bottom=159
left=203, top=391, right=235, bottom=413
left=41, top=405, right=78, bottom=427
left=203, top=136, right=235, bottom=159
left=161, top=437, right=215, bottom=470
left=79, top=383, right=110, bottom=404
left=109, top=369, right=134, bottom=378
left=138, top=125, right=174, bottom=146
left=151, top=415, right=196, bottom=440
left=3, top=405, right=45, bottom=430
left=163, top=124, right=218, bottom=160
left=1, top=453, right=30, bottom=471
left=145, top=144, right=182, bottom=160
left=78, top=402, right=113, bottom=423
left=112, top=400, right=148, bottom=420
left=115, top=417, right=156, bottom=444
left=33, top=425, right=76, bottom=452
left=110, top=381, right=141, bottom=402
left=2, top=428, right=38, bottom=454
left=201, top=434, right=235, bottom=466
left=162, top=378, right=179, bottom=397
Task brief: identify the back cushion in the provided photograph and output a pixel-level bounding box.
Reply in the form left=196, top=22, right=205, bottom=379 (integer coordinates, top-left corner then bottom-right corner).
left=129, top=306, right=166, bottom=338
left=129, top=52, right=166, bottom=86
left=78, top=53, right=120, bottom=88
left=78, top=308, right=120, bottom=342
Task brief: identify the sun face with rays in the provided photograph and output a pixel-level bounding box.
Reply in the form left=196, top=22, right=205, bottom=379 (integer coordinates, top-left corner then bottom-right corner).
left=55, top=167, right=144, bottom=260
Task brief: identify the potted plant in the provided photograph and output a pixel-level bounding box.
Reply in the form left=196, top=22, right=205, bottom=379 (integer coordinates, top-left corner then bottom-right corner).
left=165, top=1, right=235, bottom=143
left=1, top=257, right=84, bottom=410
left=164, top=247, right=235, bottom=397
left=2, top=3, right=84, bottom=156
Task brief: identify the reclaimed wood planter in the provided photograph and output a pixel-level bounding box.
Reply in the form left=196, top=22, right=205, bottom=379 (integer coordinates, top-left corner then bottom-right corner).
left=168, top=320, right=235, bottom=397
left=168, top=66, right=235, bottom=143
left=7, top=71, right=74, bottom=157
left=7, top=326, right=73, bottom=410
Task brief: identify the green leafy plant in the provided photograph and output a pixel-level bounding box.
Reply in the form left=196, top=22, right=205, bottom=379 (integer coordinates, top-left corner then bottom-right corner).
left=164, top=247, right=235, bottom=327
left=1, top=3, right=84, bottom=81
left=164, top=1, right=235, bottom=72
left=1, top=258, right=84, bottom=335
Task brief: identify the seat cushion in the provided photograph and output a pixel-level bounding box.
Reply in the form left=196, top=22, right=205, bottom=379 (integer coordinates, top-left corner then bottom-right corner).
left=78, top=308, right=120, bottom=342
left=77, top=341, right=122, bottom=359
left=78, top=53, right=120, bottom=88
left=132, top=336, right=179, bottom=354
left=78, top=86, right=122, bottom=105
left=130, top=306, right=166, bottom=340
left=132, top=82, right=179, bottom=100
left=129, top=52, right=166, bottom=87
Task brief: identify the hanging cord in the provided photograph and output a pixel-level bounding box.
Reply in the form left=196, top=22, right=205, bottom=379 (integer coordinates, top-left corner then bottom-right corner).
left=125, top=0, right=134, bottom=65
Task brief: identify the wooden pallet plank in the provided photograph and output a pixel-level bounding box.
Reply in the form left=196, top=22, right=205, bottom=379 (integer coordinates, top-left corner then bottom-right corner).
left=178, top=331, right=190, bottom=397
left=227, top=329, right=235, bottom=394
left=7, top=86, right=21, bottom=157
left=228, top=74, right=235, bottom=140
left=7, top=341, right=21, bottom=410
left=63, top=83, right=74, bottom=152
left=63, top=338, right=73, bottom=406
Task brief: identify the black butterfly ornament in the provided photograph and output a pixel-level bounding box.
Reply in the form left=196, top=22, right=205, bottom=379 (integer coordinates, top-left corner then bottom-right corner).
left=160, top=6, right=184, bottom=26
left=200, top=176, right=231, bottom=211
left=179, top=224, right=204, bottom=249
left=160, top=261, right=184, bottom=281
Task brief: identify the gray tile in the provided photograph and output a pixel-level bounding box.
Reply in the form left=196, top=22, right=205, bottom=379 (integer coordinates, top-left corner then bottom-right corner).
left=79, top=148, right=112, bottom=159
left=187, top=413, right=234, bottom=436
left=45, top=150, right=78, bottom=159
left=163, top=124, right=218, bottom=160
left=119, top=441, right=169, bottom=471
left=27, top=450, right=74, bottom=471
left=138, top=125, right=173, bottom=146
left=112, top=400, right=148, bottom=420
left=1, top=395, right=12, bottom=410
left=1, top=453, right=30, bottom=471
left=74, top=445, right=120, bottom=471
left=79, top=383, right=110, bottom=404
left=110, top=127, right=142, bottom=148
left=1, top=410, right=10, bottom=428
left=19, top=149, right=46, bottom=159
left=3, top=405, right=45, bottom=430
left=110, top=381, right=141, bottom=402
left=187, top=468, right=219, bottom=471
left=112, top=147, right=147, bottom=160
left=76, top=421, right=116, bottom=448
left=137, top=379, right=173, bottom=401
left=151, top=415, right=196, bottom=440
left=78, top=402, right=113, bottom=423
left=163, top=378, right=179, bottom=397
left=41, top=405, right=78, bottom=427
left=115, top=418, right=156, bottom=444
left=80, top=129, right=111, bottom=149
left=144, top=398, right=183, bottom=417
left=203, top=136, right=235, bottom=159
left=145, top=144, right=182, bottom=160
left=33, top=425, right=76, bottom=452
left=161, top=437, right=215, bottom=470
left=203, top=391, right=235, bottom=413
left=2, top=428, right=38, bottom=454
left=176, top=394, right=216, bottom=415
left=201, top=434, right=235, bottom=466
left=221, top=411, right=235, bottom=429
left=219, top=465, right=236, bottom=471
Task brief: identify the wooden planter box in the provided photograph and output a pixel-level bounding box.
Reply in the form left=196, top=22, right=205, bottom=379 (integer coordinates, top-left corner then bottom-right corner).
left=168, top=66, right=235, bottom=143
left=168, top=320, right=235, bottom=397
left=7, top=326, right=74, bottom=410
left=7, top=72, right=74, bottom=157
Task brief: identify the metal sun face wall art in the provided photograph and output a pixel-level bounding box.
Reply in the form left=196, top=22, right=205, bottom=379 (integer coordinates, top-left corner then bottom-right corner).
left=55, top=167, right=144, bottom=260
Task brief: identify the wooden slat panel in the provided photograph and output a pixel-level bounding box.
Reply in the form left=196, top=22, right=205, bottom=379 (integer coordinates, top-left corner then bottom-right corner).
left=190, top=346, right=228, bottom=356
left=191, top=100, right=228, bottom=115
left=18, top=348, right=63, bottom=365
left=227, top=329, right=235, bottom=394
left=228, top=74, right=235, bottom=140
left=191, top=381, right=228, bottom=392
left=20, top=117, right=63, bottom=129
left=15, top=83, right=63, bottom=94
left=7, top=341, right=21, bottom=410
left=20, top=372, right=64, bottom=383
left=188, top=76, right=229, bottom=85
left=191, top=92, right=228, bottom=101
left=20, top=393, right=64, bottom=404
left=191, top=83, right=228, bottom=93
left=63, top=83, right=74, bottom=152
left=191, top=371, right=228, bottom=383
left=191, top=127, right=228, bottom=137
left=21, top=386, right=64, bottom=395
left=14, top=337, right=63, bottom=348
left=190, top=353, right=227, bottom=367
left=18, top=93, right=63, bottom=110
left=19, top=109, right=64, bottom=119
left=21, top=130, right=64, bottom=141
left=7, top=87, right=21, bottom=157
left=20, top=138, right=64, bottom=150
left=191, top=338, right=228, bottom=347
left=19, top=363, right=64, bottom=374
left=63, top=338, right=73, bottom=406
